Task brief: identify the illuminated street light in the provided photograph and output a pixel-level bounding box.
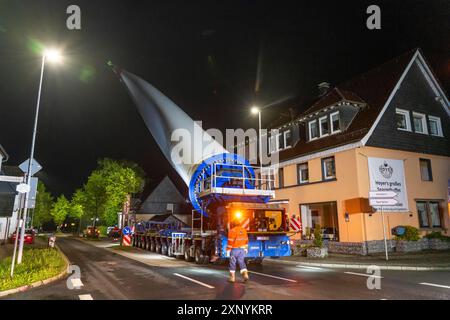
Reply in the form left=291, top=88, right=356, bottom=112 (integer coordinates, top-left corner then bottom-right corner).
left=44, top=48, right=62, bottom=63
left=12, top=47, right=64, bottom=274
left=251, top=106, right=260, bottom=114
left=250, top=106, right=263, bottom=182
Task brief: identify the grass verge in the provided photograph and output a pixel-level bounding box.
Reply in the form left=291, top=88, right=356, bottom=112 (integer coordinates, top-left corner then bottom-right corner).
left=0, top=248, right=66, bottom=292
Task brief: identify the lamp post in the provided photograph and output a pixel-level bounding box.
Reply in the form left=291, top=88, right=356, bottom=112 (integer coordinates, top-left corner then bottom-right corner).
left=16, top=48, right=62, bottom=265
left=251, top=106, right=263, bottom=185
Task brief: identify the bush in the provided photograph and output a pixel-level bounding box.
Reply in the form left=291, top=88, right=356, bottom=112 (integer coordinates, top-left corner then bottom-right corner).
left=97, top=225, right=108, bottom=236
left=313, top=225, right=323, bottom=248
left=425, top=231, right=450, bottom=242
left=0, top=248, right=66, bottom=291
left=395, top=225, right=420, bottom=241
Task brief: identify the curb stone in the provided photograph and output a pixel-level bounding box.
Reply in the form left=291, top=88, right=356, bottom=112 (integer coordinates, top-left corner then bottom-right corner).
left=265, top=258, right=450, bottom=271
left=0, top=240, right=70, bottom=298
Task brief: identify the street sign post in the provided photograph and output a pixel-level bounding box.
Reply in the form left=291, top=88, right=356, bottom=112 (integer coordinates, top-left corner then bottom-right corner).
left=369, top=191, right=399, bottom=261
left=19, top=158, right=42, bottom=176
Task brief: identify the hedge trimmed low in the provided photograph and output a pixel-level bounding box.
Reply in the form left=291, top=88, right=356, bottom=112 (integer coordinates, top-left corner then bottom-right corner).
left=0, top=248, right=66, bottom=292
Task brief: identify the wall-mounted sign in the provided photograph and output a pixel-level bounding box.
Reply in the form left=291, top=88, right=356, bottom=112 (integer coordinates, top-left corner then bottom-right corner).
left=368, top=157, right=408, bottom=212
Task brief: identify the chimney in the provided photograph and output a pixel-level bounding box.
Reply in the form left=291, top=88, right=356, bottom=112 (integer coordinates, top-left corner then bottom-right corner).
left=318, top=82, right=331, bottom=96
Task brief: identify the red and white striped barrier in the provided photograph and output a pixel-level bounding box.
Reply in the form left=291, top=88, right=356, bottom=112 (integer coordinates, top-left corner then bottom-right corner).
left=122, top=234, right=131, bottom=246
left=289, top=218, right=302, bottom=232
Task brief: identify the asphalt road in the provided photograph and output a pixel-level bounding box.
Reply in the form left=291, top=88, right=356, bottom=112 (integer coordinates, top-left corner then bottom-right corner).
left=4, top=237, right=450, bottom=300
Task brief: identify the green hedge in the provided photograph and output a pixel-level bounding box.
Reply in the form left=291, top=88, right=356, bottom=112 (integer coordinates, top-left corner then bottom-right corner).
left=0, top=248, right=66, bottom=292
left=395, top=226, right=421, bottom=241
left=425, top=231, right=450, bottom=242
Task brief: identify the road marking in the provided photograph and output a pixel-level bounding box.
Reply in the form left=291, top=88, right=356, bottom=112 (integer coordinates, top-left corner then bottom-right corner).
left=173, top=273, right=215, bottom=289
left=420, top=282, right=450, bottom=289
left=70, top=278, right=84, bottom=288
left=344, top=272, right=383, bottom=279
left=248, top=270, right=298, bottom=283
left=297, top=265, right=323, bottom=270
left=78, top=294, right=93, bottom=300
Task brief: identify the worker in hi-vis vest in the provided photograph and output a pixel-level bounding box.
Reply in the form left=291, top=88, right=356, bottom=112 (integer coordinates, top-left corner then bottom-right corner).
left=226, top=213, right=249, bottom=283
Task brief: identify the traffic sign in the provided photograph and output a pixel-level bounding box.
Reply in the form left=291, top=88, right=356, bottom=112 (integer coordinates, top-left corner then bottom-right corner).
left=369, top=198, right=398, bottom=206
left=122, top=226, right=131, bottom=235
left=369, top=191, right=397, bottom=198
left=16, top=183, right=30, bottom=194
left=19, top=158, right=42, bottom=176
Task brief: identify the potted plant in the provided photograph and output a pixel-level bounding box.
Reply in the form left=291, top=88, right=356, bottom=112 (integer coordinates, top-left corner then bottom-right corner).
left=306, top=224, right=328, bottom=258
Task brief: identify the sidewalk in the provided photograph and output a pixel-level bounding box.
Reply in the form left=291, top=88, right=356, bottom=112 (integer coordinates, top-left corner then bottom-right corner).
left=268, top=250, right=450, bottom=271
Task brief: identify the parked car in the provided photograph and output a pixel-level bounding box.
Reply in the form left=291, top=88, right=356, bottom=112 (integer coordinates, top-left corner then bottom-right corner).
left=83, top=226, right=100, bottom=239
left=10, top=229, right=35, bottom=245
left=108, top=226, right=122, bottom=239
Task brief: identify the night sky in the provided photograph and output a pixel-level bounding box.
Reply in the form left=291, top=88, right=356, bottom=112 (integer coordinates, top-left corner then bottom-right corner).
left=0, top=0, right=449, bottom=198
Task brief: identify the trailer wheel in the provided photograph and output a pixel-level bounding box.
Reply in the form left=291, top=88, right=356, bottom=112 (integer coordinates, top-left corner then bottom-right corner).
left=194, top=246, right=205, bottom=264
left=161, top=243, right=168, bottom=255
left=184, top=247, right=193, bottom=262
left=167, top=245, right=174, bottom=257
left=156, top=242, right=161, bottom=254
left=150, top=241, right=156, bottom=252
left=145, top=239, right=151, bottom=251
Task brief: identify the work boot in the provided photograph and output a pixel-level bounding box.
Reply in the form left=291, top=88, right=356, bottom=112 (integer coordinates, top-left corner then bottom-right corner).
left=241, top=269, right=249, bottom=282
left=228, top=271, right=236, bottom=283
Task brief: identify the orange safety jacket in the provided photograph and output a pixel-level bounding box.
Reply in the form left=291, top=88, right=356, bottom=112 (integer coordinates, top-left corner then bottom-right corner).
left=227, top=226, right=249, bottom=250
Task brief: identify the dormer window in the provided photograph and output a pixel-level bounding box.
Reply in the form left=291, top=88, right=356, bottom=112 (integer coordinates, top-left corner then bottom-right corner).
left=284, top=130, right=292, bottom=148
left=413, top=112, right=428, bottom=134
left=308, top=120, right=318, bottom=140
left=428, top=116, right=443, bottom=137
left=330, top=111, right=341, bottom=133
left=396, top=108, right=411, bottom=131
left=319, top=116, right=329, bottom=137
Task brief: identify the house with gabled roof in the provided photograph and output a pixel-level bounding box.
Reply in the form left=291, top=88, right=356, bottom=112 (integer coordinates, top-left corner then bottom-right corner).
left=135, top=175, right=191, bottom=225
left=264, top=49, right=449, bottom=250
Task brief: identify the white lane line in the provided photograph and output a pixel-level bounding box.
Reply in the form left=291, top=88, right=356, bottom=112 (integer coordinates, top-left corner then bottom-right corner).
left=297, top=265, right=323, bottom=270
left=173, top=273, right=215, bottom=289
left=420, top=282, right=450, bottom=289
left=248, top=270, right=298, bottom=283
left=70, top=278, right=84, bottom=288
left=344, top=272, right=383, bottom=279
left=78, top=294, right=93, bottom=300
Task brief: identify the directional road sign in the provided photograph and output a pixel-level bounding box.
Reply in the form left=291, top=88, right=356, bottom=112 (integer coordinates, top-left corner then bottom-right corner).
left=19, top=158, right=42, bottom=176
left=369, top=191, right=398, bottom=198
left=369, top=198, right=398, bottom=206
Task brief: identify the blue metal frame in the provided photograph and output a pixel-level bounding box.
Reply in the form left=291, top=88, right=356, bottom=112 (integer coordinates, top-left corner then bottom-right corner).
left=188, top=153, right=256, bottom=216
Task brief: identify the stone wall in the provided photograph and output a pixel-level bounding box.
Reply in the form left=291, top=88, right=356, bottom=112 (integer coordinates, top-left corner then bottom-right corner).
left=290, top=238, right=450, bottom=256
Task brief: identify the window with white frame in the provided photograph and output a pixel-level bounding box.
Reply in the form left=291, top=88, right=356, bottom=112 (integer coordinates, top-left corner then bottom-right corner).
left=321, top=156, right=336, bottom=180
left=412, top=112, right=428, bottom=134
left=395, top=108, right=411, bottom=131
left=297, top=163, right=309, bottom=184
left=277, top=132, right=284, bottom=150
left=308, top=120, right=318, bottom=140
left=284, top=130, right=292, bottom=148
left=330, top=111, right=341, bottom=133
left=428, top=116, right=443, bottom=137
left=319, top=116, right=329, bottom=137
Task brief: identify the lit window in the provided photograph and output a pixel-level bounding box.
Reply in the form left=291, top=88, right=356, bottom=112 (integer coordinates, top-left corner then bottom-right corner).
left=322, top=156, right=336, bottom=180
left=297, top=163, right=309, bottom=184
left=284, top=130, right=292, bottom=148
left=417, top=201, right=442, bottom=228
left=330, top=111, right=340, bottom=134
left=395, top=108, right=411, bottom=131
left=428, top=116, right=443, bottom=137
left=412, top=112, right=428, bottom=134
left=419, top=158, right=432, bottom=181
left=308, top=120, right=318, bottom=140
left=319, top=116, right=329, bottom=137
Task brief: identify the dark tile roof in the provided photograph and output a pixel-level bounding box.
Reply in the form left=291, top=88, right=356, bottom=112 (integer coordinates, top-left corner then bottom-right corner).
left=278, top=49, right=418, bottom=161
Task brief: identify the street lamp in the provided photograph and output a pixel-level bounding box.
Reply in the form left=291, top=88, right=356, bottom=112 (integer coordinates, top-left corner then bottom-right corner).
left=250, top=106, right=263, bottom=184
left=15, top=47, right=63, bottom=265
